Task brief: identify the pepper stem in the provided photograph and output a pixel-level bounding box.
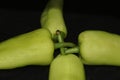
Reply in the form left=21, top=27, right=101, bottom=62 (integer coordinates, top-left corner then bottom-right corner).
left=65, top=46, right=80, bottom=54
left=56, top=30, right=65, bottom=54
left=54, top=42, right=76, bottom=49
left=56, top=30, right=79, bottom=55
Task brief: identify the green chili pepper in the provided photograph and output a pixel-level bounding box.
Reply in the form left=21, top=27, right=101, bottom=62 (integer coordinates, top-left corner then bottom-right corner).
left=0, top=28, right=54, bottom=69
left=49, top=30, right=86, bottom=80
left=65, top=30, right=120, bottom=66
left=40, top=0, right=67, bottom=39
left=78, top=30, right=120, bottom=66
left=49, top=54, right=86, bottom=80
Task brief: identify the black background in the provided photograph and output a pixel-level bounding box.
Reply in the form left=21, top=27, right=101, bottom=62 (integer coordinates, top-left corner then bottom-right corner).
left=0, top=0, right=120, bottom=80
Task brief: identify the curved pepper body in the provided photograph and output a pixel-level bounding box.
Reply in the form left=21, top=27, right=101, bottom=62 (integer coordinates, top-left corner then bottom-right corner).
left=40, top=0, right=67, bottom=39
left=0, top=28, right=54, bottom=69
left=49, top=54, right=86, bottom=80
left=78, top=30, right=120, bottom=66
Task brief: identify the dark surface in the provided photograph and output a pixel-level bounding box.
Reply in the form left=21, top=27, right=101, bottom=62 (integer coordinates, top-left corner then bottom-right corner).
left=0, top=0, right=120, bottom=80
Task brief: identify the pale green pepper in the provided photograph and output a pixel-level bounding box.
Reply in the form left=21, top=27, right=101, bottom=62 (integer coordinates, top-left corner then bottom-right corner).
left=78, top=30, right=120, bottom=66
left=49, top=30, right=86, bottom=80
left=49, top=54, right=86, bottom=80
left=65, top=30, right=120, bottom=66
left=0, top=28, right=54, bottom=69
left=40, top=0, right=67, bottom=39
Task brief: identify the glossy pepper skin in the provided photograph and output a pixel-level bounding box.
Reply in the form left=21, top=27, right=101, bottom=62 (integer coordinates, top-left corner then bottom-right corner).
left=0, top=28, right=54, bottom=69
left=40, top=0, right=67, bottom=39
left=49, top=54, right=86, bottom=80
left=78, top=30, right=120, bottom=66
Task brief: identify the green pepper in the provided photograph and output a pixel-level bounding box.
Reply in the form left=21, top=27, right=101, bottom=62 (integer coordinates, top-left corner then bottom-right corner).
left=49, top=54, right=86, bottom=80
left=49, top=30, right=86, bottom=80
left=78, top=30, right=120, bottom=66
left=0, top=28, right=54, bottom=69
left=40, top=0, right=67, bottom=39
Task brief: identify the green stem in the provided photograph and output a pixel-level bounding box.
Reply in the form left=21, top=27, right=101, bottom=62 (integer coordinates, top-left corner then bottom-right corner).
left=56, top=30, right=65, bottom=54
left=54, top=42, right=76, bottom=49
left=65, top=46, right=80, bottom=54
